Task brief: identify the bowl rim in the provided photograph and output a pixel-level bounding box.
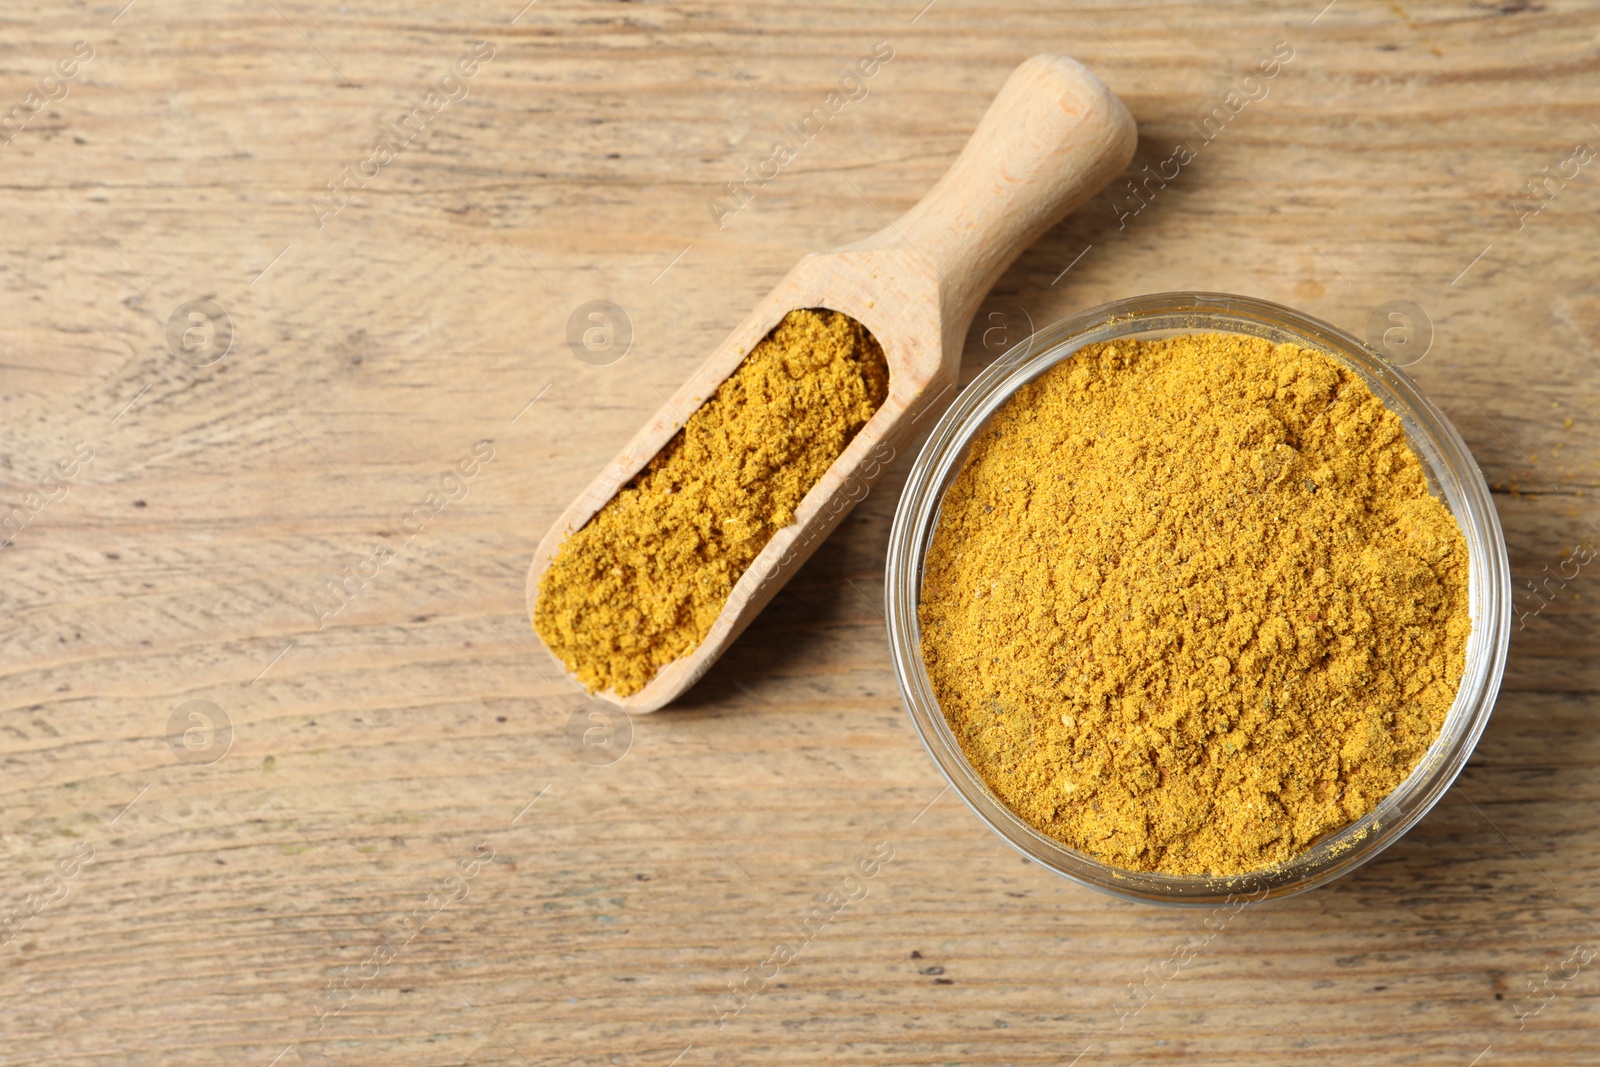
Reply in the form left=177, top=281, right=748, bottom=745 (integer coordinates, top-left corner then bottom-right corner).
left=884, top=291, right=1511, bottom=906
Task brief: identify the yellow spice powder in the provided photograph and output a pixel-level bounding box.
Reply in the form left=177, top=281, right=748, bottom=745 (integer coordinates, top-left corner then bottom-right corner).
left=537, top=308, right=889, bottom=696
left=919, top=333, right=1470, bottom=876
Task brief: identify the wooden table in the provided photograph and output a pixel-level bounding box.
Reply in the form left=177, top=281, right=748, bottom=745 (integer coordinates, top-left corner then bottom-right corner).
left=2, top=1, right=1596, bottom=1063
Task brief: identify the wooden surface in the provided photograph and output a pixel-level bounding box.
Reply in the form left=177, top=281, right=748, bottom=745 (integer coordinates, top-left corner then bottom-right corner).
left=1, top=1, right=1597, bottom=1064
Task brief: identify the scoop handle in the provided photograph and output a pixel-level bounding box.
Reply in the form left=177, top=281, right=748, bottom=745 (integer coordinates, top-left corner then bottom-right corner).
left=865, top=55, right=1136, bottom=334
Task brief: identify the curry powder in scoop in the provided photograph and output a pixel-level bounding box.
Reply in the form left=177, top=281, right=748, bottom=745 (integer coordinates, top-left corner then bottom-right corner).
left=537, top=308, right=888, bottom=696
left=919, top=334, right=1470, bottom=876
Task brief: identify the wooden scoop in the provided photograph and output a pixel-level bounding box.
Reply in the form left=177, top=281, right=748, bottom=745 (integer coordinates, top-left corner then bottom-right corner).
left=528, top=54, right=1136, bottom=712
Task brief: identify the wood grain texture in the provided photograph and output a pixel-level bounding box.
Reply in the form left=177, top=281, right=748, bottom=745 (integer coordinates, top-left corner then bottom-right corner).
left=1, top=1, right=1596, bottom=1064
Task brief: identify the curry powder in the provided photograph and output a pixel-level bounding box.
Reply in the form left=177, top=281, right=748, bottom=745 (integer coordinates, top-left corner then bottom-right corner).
left=919, top=334, right=1470, bottom=876
left=536, top=308, right=889, bottom=696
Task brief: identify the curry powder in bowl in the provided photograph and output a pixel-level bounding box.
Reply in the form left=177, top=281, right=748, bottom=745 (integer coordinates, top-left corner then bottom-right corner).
left=917, top=331, right=1471, bottom=877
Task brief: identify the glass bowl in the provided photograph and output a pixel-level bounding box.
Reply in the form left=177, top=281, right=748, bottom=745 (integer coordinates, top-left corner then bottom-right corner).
left=885, top=292, right=1511, bottom=906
